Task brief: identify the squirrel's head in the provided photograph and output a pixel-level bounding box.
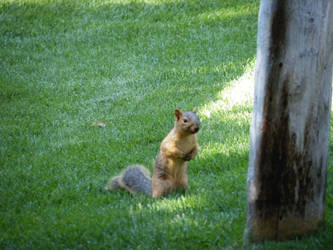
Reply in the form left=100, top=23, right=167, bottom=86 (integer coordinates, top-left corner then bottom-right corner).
left=174, top=109, right=200, bottom=134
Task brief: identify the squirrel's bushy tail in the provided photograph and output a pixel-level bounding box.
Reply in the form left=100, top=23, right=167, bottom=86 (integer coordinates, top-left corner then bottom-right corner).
left=104, top=165, right=152, bottom=195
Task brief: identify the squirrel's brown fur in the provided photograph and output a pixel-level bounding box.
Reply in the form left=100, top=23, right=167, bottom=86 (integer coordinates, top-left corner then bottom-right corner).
left=105, top=109, right=200, bottom=198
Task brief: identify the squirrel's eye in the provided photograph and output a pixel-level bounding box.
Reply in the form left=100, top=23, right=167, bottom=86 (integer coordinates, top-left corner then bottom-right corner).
left=183, top=119, right=188, bottom=123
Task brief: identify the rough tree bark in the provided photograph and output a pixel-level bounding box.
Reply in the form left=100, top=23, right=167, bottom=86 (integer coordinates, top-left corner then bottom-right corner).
left=245, top=0, right=333, bottom=243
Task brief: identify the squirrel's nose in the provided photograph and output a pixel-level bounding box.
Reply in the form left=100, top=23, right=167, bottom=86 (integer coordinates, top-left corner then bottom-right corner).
left=193, top=126, right=200, bottom=133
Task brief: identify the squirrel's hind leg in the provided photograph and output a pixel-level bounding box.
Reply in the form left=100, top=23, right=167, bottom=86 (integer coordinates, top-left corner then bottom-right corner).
left=152, top=178, right=175, bottom=198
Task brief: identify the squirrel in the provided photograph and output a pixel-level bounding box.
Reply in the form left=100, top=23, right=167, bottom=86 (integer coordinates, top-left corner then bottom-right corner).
left=104, top=109, right=200, bottom=198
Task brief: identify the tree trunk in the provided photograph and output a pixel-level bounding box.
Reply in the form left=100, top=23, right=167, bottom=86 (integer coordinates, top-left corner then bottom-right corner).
left=245, top=0, right=333, bottom=243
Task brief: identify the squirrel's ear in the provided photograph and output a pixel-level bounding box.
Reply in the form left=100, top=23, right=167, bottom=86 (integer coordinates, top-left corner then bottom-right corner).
left=174, top=109, right=182, bottom=120
left=192, top=108, right=197, bottom=113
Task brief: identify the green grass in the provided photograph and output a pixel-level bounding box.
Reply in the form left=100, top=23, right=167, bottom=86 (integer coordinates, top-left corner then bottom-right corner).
left=0, top=0, right=332, bottom=249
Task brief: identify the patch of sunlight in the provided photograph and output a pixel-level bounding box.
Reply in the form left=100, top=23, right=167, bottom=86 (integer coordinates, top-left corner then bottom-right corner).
left=198, top=6, right=255, bottom=22
left=200, top=64, right=255, bottom=119
left=169, top=213, right=203, bottom=227
left=136, top=194, right=208, bottom=214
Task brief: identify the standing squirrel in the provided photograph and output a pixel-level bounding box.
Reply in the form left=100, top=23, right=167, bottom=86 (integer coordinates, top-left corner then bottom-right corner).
left=104, top=109, right=200, bottom=198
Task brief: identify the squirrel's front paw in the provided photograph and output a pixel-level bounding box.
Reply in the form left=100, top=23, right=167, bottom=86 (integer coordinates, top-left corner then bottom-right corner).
left=182, top=150, right=193, bottom=161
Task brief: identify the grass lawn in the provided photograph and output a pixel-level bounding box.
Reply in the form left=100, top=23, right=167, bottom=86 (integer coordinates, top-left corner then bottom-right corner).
left=0, top=0, right=332, bottom=249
